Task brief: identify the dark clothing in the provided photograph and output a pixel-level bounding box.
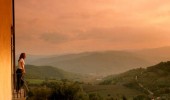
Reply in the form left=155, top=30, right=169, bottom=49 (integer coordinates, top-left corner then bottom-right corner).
left=16, top=68, right=24, bottom=92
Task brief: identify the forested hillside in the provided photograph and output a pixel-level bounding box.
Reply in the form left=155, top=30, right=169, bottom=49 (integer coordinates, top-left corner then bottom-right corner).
left=101, top=61, right=170, bottom=99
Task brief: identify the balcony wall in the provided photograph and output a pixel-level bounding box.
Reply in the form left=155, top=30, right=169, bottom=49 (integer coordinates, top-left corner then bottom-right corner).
left=0, top=0, right=12, bottom=99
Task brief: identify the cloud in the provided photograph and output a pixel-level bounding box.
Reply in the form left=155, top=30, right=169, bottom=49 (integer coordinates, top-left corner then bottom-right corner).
left=39, top=32, right=70, bottom=44
left=15, top=0, right=170, bottom=54
left=75, top=26, right=168, bottom=44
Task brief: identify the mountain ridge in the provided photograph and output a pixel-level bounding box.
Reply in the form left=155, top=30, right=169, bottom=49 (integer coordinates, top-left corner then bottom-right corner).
left=28, top=51, right=151, bottom=75
left=25, top=46, right=170, bottom=75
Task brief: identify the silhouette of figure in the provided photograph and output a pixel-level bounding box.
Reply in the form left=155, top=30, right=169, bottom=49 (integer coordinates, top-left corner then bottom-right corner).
left=16, top=53, right=26, bottom=92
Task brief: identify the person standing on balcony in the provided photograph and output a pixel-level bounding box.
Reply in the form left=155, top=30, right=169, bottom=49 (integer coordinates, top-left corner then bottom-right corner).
left=16, top=53, right=26, bottom=92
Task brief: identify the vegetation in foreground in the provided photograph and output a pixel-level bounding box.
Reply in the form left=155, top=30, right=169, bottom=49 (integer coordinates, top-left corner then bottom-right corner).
left=27, top=79, right=150, bottom=100
left=24, top=61, right=170, bottom=100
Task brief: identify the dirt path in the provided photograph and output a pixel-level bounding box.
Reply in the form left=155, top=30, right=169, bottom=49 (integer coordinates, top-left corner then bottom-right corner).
left=135, top=75, right=154, bottom=95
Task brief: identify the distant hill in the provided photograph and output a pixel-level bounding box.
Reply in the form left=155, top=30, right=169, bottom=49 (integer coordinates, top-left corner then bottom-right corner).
left=26, top=46, right=170, bottom=76
left=15, top=54, right=56, bottom=64
left=100, top=61, right=170, bottom=97
left=133, top=46, right=170, bottom=64
left=28, top=51, right=151, bottom=75
left=24, top=65, right=82, bottom=81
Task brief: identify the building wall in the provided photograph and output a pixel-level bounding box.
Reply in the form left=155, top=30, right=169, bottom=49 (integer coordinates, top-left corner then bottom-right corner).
left=0, top=0, right=12, bottom=99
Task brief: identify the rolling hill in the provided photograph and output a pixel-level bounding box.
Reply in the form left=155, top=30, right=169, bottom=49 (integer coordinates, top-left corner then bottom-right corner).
left=133, top=46, right=170, bottom=64
left=28, top=51, right=151, bottom=75
left=100, top=61, right=170, bottom=98
left=15, top=54, right=55, bottom=64
left=25, top=46, right=170, bottom=76
left=24, top=65, right=82, bottom=81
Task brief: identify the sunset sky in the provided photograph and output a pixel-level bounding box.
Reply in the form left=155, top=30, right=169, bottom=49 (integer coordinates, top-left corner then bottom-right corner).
left=15, top=0, right=170, bottom=55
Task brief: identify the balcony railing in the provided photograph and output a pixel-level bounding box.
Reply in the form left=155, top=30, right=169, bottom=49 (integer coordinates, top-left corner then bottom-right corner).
left=13, top=89, right=26, bottom=100
left=12, top=74, right=29, bottom=100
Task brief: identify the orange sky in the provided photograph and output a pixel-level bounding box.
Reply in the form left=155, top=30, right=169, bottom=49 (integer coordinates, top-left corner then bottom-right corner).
left=15, top=0, right=170, bottom=55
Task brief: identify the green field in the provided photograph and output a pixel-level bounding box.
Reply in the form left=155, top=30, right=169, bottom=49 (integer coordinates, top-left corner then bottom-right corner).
left=26, top=79, right=45, bottom=84
left=83, top=84, right=145, bottom=99
left=26, top=78, right=146, bottom=99
left=26, top=78, right=62, bottom=85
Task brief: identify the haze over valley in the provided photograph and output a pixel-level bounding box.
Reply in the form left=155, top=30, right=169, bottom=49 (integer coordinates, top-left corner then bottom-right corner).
left=23, top=46, right=170, bottom=76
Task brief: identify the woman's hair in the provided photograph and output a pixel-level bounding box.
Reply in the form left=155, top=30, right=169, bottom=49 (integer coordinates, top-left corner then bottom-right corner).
left=18, top=53, right=26, bottom=62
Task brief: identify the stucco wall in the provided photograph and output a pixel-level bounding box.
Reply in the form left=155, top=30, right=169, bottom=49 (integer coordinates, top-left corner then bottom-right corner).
left=0, top=0, right=12, bottom=99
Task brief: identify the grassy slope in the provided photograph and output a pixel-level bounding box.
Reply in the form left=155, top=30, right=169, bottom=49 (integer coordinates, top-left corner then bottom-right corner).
left=25, top=65, right=82, bottom=81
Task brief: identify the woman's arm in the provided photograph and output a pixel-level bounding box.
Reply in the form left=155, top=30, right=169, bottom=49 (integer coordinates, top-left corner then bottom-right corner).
left=21, top=61, right=25, bottom=73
